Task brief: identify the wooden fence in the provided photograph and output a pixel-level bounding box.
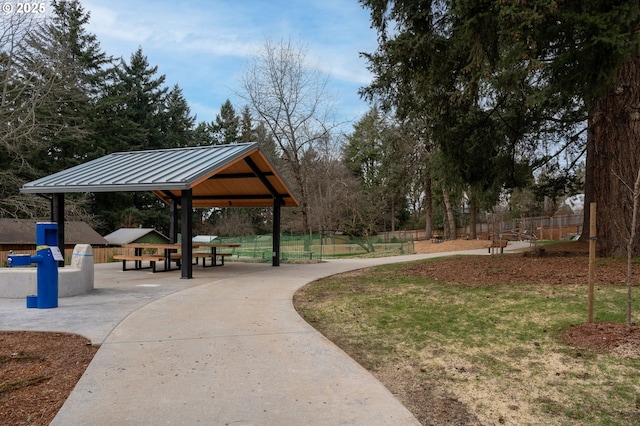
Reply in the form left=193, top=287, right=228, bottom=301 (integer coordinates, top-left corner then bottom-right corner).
left=377, top=213, right=584, bottom=241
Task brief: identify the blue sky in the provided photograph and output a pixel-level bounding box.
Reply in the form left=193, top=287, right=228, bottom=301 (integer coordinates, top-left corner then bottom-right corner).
left=81, top=0, right=378, bottom=131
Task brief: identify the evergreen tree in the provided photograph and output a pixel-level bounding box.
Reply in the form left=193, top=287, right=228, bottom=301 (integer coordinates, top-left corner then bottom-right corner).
left=192, top=120, right=214, bottom=146
left=344, top=107, right=413, bottom=233
left=238, top=105, right=255, bottom=143
left=211, top=99, right=239, bottom=145
left=91, top=48, right=172, bottom=233
left=1, top=1, right=109, bottom=218
left=23, top=0, right=110, bottom=174
left=361, top=0, right=640, bottom=255
left=91, top=65, right=147, bottom=155
left=238, top=105, right=278, bottom=160
left=160, top=84, right=196, bottom=148
left=202, top=101, right=281, bottom=235
left=112, top=47, right=168, bottom=151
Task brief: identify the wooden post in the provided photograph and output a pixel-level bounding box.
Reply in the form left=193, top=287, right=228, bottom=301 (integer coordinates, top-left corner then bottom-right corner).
left=588, top=202, right=596, bottom=323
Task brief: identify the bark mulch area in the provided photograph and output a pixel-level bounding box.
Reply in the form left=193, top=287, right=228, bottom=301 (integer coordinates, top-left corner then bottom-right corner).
left=0, top=331, right=97, bottom=426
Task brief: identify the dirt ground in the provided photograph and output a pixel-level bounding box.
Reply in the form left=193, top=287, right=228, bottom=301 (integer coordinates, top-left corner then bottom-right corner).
left=413, top=238, right=493, bottom=254
left=1, top=240, right=638, bottom=426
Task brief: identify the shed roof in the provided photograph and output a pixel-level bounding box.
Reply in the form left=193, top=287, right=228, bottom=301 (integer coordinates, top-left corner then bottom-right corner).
left=103, top=228, right=169, bottom=246
left=0, top=219, right=108, bottom=246
left=20, top=143, right=299, bottom=208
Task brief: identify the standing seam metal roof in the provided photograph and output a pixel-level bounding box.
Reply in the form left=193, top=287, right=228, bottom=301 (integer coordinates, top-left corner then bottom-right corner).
left=23, top=144, right=251, bottom=190
left=20, top=142, right=299, bottom=208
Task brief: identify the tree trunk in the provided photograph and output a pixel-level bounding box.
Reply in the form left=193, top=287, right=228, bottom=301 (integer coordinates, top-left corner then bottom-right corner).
left=469, top=196, right=477, bottom=239
left=442, top=186, right=457, bottom=239
left=424, top=161, right=433, bottom=239
left=579, top=116, right=595, bottom=243
left=590, top=56, right=640, bottom=257
left=391, top=200, right=396, bottom=232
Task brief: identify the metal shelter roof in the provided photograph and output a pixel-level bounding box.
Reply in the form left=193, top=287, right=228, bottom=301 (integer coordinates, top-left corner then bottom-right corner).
left=20, top=143, right=299, bottom=208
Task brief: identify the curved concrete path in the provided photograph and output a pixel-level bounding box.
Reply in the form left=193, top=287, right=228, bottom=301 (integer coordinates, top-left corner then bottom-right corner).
left=0, top=243, right=529, bottom=425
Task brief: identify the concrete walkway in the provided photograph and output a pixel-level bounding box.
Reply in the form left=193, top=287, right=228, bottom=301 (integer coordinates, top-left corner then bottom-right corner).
left=0, top=243, right=529, bottom=425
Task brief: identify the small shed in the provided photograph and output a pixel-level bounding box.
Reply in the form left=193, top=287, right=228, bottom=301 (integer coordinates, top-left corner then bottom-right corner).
left=104, top=228, right=169, bottom=246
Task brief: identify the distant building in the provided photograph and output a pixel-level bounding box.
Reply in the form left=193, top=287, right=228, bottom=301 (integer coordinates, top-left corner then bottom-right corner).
left=103, top=228, right=169, bottom=246
left=0, top=219, right=107, bottom=251
left=558, top=194, right=585, bottom=215
left=192, top=235, right=218, bottom=243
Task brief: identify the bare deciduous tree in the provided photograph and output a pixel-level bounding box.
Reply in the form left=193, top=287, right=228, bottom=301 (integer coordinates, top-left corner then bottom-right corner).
left=239, top=38, right=336, bottom=235
left=615, top=166, right=640, bottom=330
left=0, top=11, right=53, bottom=217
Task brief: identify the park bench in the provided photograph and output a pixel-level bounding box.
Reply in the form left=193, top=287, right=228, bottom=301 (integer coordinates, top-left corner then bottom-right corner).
left=488, top=239, right=508, bottom=254
left=113, top=254, right=165, bottom=272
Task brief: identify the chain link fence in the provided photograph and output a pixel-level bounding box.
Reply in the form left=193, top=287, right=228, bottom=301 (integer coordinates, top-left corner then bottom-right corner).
left=214, top=234, right=415, bottom=262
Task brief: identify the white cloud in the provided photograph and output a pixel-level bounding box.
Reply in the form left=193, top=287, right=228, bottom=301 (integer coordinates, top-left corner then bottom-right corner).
left=82, top=0, right=376, bottom=125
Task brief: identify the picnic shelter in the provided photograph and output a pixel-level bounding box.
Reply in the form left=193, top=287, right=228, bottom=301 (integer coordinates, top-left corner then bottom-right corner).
left=19, top=143, right=299, bottom=278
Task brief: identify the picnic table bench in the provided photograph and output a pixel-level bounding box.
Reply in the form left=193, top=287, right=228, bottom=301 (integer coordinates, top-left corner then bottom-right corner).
left=113, top=254, right=166, bottom=272
left=191, top=251, right=233, bottom=267
left=119, top=243, right=241, bottom=272
left=121, top=243, right=181, bottom=272
left=169, top=251, right=232, bottom=266
left=192, top=243, right=240, bottom=267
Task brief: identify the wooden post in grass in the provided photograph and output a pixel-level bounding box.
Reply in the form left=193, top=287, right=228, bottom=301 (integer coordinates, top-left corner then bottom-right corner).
left=588, top=202, right=596, bottom=324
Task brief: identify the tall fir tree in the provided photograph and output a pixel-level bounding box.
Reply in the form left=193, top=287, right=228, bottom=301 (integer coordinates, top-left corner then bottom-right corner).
left=211, top=99, right=239, bottom=145
left=23, top=0, right=110, bottom=174
left=91, top=48, right=172, bottom=233
left=112, top=47, right=168, bottom=151
left=160, top=84, right=196, bottom=148
left=238, top=105, right=278, bottom=160
left=361, top=0, right=640, bottom=255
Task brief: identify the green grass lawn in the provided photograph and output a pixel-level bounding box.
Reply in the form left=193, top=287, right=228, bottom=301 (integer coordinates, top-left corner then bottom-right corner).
left=294, top=260, right=640, bottom=425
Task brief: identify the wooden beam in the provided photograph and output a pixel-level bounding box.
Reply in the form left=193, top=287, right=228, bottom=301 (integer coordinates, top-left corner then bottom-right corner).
left=191, top=194, right=290, bottom=201
left=244, top=157, right=279, bottom=197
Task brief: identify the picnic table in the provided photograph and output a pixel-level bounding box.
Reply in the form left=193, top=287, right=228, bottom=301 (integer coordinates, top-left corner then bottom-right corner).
left=116, top=243, right=241, bottom=272
left=117, top=243, right=180, bottom=272
left=192, top=243, right=241, bottom=267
